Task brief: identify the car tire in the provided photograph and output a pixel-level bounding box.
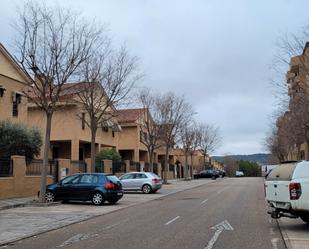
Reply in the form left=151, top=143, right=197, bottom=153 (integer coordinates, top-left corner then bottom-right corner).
left=142, top=184, right=152, bottom=194
left=91, top=192, right=104, bottom=206
left=300, top=216, right=309, bottom=224
left=45, top=191, right=55, bottom=203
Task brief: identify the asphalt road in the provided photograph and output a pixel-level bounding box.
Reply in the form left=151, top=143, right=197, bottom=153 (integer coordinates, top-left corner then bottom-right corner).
left=3, top=178, right=287, bottom=249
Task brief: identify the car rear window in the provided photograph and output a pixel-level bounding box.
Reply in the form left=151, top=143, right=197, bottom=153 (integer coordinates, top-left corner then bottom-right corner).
left=107, top=175, right=120, bottom=183
left=149, top=172, right=160, bottom=178
left=266, top=163, right=297, bottom=181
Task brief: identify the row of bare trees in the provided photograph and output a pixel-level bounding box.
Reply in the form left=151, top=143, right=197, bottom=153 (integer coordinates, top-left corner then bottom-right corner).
left=138, top=89, right=221, bottom=182
left=266, top=25, right=309, bottom=162
left=14, top=2, right=140, bottom=202
left=13, top=1, right=221, bottom=200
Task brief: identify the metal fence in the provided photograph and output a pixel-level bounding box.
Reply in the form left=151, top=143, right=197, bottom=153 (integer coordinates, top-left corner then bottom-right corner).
left=130, top=161, right=141, bottom=171
left=144, top=162, right=150, bottom=172
left=71, top=160, right=87, bottom=173
left=153, top=163, right=158, bottom=174
left=0, top=157, right=13, bottom=177
left=95, top=160, right=104, bottom=173
left=169, top=164, right=175, bottom=172
left=112, top=161, right=126, bottom=174
left=26, top=159, right=57, bottom=176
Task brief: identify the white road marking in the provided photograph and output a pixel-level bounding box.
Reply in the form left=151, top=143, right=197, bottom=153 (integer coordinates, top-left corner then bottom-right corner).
left=55, top=219, right=129, bottom=248
left=205, top=220, right=234, bottom=249
left=201, top=199, right=208, bottom=204
left=165, top=216, right=180, bottom=226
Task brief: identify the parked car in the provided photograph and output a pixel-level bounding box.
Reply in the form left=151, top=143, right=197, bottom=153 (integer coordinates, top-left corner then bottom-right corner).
left=119, top=172, right=162, bottom=194
left=235, top=171, right=244, bottom=177
left=219, top=170, right=226, bottom=178
left=265, top=161, right=309, bottom=224
left=194, top=169, right=219, bottom=179
left=43, top=173, right=123, bottom=205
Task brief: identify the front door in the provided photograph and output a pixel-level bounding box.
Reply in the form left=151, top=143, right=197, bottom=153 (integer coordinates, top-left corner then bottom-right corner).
left=120, top=174, right=135, bottom=190
left=56, top=175, right=80, bottom=199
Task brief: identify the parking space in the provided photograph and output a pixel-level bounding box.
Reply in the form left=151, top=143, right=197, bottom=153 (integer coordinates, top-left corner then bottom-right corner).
left=0, top=179, right=214, bottom=246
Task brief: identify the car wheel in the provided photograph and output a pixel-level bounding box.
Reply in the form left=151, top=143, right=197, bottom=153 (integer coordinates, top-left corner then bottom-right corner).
left=142, top=184, right=152, bottom=194
left=45, top=191, right=55, bottom=203
left=92, top=192, right=104, bottom=206
left=300, top=216, right=309, bottom=224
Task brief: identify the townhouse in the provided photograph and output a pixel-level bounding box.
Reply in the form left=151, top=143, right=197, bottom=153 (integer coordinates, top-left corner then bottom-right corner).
left=28, top=82, right=120, bottom=162
left=0, top=43, right=29, bottom=124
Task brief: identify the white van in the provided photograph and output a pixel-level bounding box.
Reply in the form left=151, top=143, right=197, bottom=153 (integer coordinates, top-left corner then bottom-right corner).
left=265, top=161, right=309, bottom=224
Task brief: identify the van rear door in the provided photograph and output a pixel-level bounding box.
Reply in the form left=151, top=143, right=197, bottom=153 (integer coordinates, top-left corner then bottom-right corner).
left=265, top=163, right=297, bottom=205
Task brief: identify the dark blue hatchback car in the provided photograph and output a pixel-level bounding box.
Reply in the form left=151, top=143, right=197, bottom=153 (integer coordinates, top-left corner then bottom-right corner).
left=44, top=173, right=123, bottom=205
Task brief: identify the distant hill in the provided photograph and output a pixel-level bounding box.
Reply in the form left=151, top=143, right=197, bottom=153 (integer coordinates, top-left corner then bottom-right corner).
left=212, top=153, right=270, bottom=165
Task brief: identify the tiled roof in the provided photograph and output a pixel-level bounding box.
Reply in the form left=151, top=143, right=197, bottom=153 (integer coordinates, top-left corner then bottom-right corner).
left=117, top=108, right=145, bottom=124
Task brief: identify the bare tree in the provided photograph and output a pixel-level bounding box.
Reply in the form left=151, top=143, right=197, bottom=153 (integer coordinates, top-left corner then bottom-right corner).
left=76, top=47, right=140, bottom=172
left=155, top=93, right=194, bottom=183
left=179, top=121, right=198, bottom=180
left=138, top=88, right=162, bottom=172
left=198, top=123, right=221, bottom=169
left=224, top=156, right=239, bottom=177
left=14, top=1, right=105, bottom=202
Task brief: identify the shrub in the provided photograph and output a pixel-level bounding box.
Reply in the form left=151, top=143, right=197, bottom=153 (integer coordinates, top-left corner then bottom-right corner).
left=238, top=160, right=261, bottom=177
left=0, top=120, right=42, bottom=161
left=96, top=148, right=121, bottom=162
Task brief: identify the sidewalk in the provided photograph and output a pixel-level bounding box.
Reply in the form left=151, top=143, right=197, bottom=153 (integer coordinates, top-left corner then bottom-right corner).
left=0, top=196, right=36, bottom=211
left=0, top=179, right=214, bottom=246
left=278, top=218, right=309, bottom=249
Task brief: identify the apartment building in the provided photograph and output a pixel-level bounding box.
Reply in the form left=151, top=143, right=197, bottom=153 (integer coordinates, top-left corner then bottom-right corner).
left=285, top=43, right=309, bottom=160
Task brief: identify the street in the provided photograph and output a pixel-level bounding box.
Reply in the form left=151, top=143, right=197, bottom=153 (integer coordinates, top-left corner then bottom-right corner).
left=2, top=178, right=286, bottom=249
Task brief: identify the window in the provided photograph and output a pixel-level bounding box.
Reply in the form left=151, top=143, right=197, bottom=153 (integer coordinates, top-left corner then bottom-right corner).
left=62, top=175, right=79, bottom=184
left=80, top=174, right=99, bottom=184
left=135, top=173, right=147, bottom=179
left=0, top=85, right=5, bottom=97
left=120, top=174, right=134, bottom=180
left=82, top=113, right=85, bottom=130
left=12, top=101, right=18, bottom=116
left=12, top=92, right=22, bottom=117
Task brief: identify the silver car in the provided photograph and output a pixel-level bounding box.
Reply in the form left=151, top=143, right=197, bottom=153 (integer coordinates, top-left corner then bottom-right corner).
left=119, top=172, right=162, bottom=194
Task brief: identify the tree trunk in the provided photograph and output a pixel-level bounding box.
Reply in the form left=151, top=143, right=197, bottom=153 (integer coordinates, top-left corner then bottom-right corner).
left=203, top=154, right=206, bottom=170
left=39, top=112, right=52, bottom=203
left=163, top=146, right=169, bottom=184
left=90, top=125, right=97, bottom=173
left=184, top=151, right=189, bottom=180
left=149, top=149, right=153, bottom=173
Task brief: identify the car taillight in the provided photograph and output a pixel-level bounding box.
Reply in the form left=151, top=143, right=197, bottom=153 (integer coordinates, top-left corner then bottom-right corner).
left=152, top=178, right=158, bottom=183
left=289, top=182, right=302, bottom=200
left=105, top=182, right=114, bottom=190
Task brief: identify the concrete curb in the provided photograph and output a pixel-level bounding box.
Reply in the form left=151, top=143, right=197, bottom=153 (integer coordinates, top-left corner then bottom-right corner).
left=0, top=179, right=216, bottom=247
left=277, top=219, right=293, bottom=249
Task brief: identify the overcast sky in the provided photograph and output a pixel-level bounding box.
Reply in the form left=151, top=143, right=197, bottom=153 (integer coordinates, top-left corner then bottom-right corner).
left=1, top=0, right=308, bottom=155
